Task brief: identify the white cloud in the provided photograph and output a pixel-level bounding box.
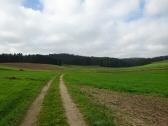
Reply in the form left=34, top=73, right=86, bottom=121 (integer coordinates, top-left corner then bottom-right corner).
left=145, top=0, right=168, bottom=16
left=0, top=0, right=167, bottom=57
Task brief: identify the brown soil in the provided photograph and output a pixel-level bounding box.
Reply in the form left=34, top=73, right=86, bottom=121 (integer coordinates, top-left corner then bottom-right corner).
left=20, top=78, right=54, bottom=126
left=80, top=86, right=168, bottom=126
left=59, top=75, right=87, bottom=126
left=1, top=63, right=62, bottom=70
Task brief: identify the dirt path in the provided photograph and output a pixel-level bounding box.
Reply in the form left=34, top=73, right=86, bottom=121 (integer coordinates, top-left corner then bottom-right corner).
left=59, top=75, right=87, bottom=126
left=20, top=78, right=54, bottom=126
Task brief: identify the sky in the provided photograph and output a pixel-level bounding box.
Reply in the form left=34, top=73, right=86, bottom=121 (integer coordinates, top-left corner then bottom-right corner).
left=0, top=0, right=168, bottom=58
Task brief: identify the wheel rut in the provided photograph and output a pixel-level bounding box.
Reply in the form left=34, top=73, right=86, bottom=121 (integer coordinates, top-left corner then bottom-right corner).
left=59, top=75, right=87, bottom=126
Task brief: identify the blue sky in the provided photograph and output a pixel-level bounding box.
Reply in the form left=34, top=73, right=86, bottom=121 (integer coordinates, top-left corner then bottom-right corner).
left=125, top=0, right=145, bottom=22
left=23, top=0, right=43, bottom=11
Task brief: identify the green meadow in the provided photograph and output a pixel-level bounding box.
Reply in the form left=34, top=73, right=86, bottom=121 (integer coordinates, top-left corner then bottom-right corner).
left=63, top=60, right=168, bottom=125
left=0, top=60, right=167, bottom=126
left=0, top=66, right=55, bottom=126
left=64, top=60, right=168, bottom=97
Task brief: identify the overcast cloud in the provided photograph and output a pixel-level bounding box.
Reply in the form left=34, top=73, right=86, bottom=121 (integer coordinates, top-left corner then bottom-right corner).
left=0, top=0, right=168, bottom=58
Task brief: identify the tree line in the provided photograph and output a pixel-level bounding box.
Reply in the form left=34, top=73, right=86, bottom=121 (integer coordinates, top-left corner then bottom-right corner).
left=0, top=53, right=167, bottom=67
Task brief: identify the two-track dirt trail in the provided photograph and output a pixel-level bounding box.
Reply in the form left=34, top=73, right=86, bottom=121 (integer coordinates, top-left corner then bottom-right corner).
left=20, top=78, right=54, bottom=126
left=59, top=75, right=87, bottom=126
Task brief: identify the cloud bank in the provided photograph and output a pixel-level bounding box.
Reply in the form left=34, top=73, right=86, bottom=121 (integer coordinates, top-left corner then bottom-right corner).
left=0, top=0, right=168, bottom=58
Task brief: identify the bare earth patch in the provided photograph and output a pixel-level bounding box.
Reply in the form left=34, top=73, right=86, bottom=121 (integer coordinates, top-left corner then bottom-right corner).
left=80, top=86, right=168, bottom=126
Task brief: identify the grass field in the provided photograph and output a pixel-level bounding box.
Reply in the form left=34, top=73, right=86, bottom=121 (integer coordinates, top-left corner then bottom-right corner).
left=63, top=61, right=168, bottom=126
left=64, top=60, right=168, bottom=97
left=0, top=65, right=55, bottom=126
left=0, top=61, right=168, bottom=126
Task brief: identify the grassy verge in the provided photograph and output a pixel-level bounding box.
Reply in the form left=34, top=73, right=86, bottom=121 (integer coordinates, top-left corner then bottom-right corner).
left=66, top=83, right=116, bottom=126
left=36, top=74, right=68, bottom=126
left=0, top=67, right=55, bottom=126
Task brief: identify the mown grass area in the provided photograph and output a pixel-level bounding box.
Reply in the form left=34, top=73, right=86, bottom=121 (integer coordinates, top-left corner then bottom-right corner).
left=64, top=60, right=168, bottom=97
left=0, top=65, right=55, bottom=126
left=36, top=74, right=68, bottom=126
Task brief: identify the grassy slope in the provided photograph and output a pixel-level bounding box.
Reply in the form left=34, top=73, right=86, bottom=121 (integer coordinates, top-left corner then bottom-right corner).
left=0, top=65, right=55, bottom=126
left=36, top=74, right=68, bottom=126
left=64, top=60, right=168, bottom=96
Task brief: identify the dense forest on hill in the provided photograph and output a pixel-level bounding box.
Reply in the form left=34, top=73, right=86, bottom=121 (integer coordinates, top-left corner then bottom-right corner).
left=0, top=53, right=168, bottom=67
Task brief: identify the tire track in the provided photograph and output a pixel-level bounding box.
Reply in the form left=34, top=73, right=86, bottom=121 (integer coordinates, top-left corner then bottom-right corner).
left=59, top=75, right=87, bottom=126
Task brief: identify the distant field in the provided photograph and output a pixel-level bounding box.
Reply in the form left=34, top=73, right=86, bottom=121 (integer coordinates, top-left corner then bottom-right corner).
left=0, top=65, right=55, bottom=126
left=0, top=63, right=62, bottom=71
left=65, top=60, right=168, bottom=97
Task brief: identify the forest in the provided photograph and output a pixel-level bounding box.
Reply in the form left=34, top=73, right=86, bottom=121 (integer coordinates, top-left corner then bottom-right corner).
left=0, top=53, right=168, bottom=67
